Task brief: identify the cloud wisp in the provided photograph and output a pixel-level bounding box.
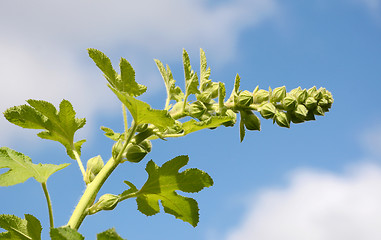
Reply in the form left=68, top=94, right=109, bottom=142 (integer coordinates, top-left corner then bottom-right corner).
left=224, top=163, right=381, bottom=240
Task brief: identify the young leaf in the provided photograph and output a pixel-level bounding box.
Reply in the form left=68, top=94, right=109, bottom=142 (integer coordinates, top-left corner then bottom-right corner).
left=154, top=59, right=184, bottom=103
left=100, top=126, right=121, bottom=141
left=109, top=87, right=176, bottom=130
left=0, top=214, right=42, bottom=240
left=119, top=58, right=147, bottom=97
left=0, top=147, right=69, bottom=186
left=50, top=227, right=84, bottom=240
left=88, top=48, right=118, bottom=88
left=183, top=49, right=200, bottom=101
left=3, top=99, right=86, bottom=160
left=199, top=48, right=211, bottom=91
left=97, top=228, right=126, bottom=240
left=131, top=155, right=213, bottom=227
left=182, top=116, right=234, bottom=135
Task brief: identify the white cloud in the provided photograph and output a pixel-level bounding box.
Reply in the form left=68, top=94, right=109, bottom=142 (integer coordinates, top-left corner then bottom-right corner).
left=0, top=0, right=279, bottom=146
left=224, top=163, right=381, bottom=240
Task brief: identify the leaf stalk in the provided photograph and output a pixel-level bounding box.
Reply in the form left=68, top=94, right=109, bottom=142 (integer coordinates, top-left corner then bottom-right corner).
left=41, top=182, right=54, bottom=228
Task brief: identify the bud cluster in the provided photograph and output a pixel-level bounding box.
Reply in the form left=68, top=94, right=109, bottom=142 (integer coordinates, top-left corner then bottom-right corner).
left=256, top=86, right=333, bottom=128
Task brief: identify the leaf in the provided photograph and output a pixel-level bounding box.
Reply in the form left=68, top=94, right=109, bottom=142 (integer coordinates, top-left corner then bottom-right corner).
left=131, top=155, right=213, bottom=227
left=119, top=58, right=147, bottom=96
left=218, top=82, right=226, bottom=113
left=233, top=74, right=241, bottom=94
left=3, top=99, right=86, bottom=160
left=88, top=48, right=118, bottom=88
left=109, top=87, right=176, bottom=130
left=239, top=116, right=245, bottom=142
left=0, top=147, right=69, bottom=186
left=199, top=48, right=211, bottom=91
left=97, top=228, right=126, bottom=240
left=154, top=59, right=184, bottom=102
left=183, top=49, right=200, bottom=101
left=182, top=116, right=234, bottom=135
left=0, top=214, right=42, bottom=240
left=50, top=227, right=84, bottom=240
left=100, top=126, right=121, bottom=141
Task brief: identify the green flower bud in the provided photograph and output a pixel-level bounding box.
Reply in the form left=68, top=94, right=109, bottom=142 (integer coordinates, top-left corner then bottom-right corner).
left=307, top=86, right=317, bottom=96
left=282, top=95, right=297, bottom=111
left=84, top=155, right=104, bottom=184
left=241, top=110, right=260, bottom=131
left=188, top=101, right=207, bottom=118
left=88, top=194, right=120, bottom=214
left=294, top=104, right=308, bottom=120
left=112, top=140, right=124, bottom=160
left=313, top=105, right=325, bottom=116
left=253, top=89, right=269, bottom=104
left=289, top=113, right=305, bottom=124
left=305, top=111, right=316, bottom=121
left=222, top=109, right=237, bottom=127
left=139, top=139, right=152, bottom=152
left=126, top=144, right=148, bottom=163
left=304, top=97, right=317, bottom=110
left=260, top=102, right=276, bottom=119
left=270, top=86, right=286, bottom=103
left=237, top=90, right=254, bottom=107
left=295, top=89, right=308, bottom=103
left=275, top=111, right=290, bottom=128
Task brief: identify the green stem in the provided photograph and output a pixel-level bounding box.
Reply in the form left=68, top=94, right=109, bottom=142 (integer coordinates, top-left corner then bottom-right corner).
left=73, top=149, right=86, bottom=177
left=122, top=104, right=128, bottom=134
left=41, top=182, right=54, bottom=228
left=67, top=122, right=138, bottom=230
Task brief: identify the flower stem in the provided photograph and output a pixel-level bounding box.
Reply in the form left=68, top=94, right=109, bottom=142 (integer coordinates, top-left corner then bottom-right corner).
left=41, top=182, right=54, bottom=228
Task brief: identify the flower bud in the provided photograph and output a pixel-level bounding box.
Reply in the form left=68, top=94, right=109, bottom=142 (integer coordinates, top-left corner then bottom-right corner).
left=188, top=101, right=207, bottom=118
left=294, top=104, right=308, bottom=120
left=295, top=89, right=308, bottom=103
left=270, top=86, right=286, bottom=103
left=139, top=139, right=152, bottom=152
left=222, top=109, right=237, bottom=127
left=304, top=97, right=317, bottom=110
left=241, top=110, right=260, bottom=131
left=313, top=105, right=325, bottom=116
left=88, top=194, right=120, bottom=214
left=253, top=89, right=269, bottom=104
left=112, top=140, right=124, bottom=159
left=307, top=86, right=317, bottom=96
left=260, top=102, right=276, bottom=119
left=282, top=95, right=297, bottom=111
left=126, top=144, right=148, bottom=163
left=84, top=155, right=104, bottom=184
left=275, top=111, right=290, bottom=128
left=237, top=90, right=254, bottom=107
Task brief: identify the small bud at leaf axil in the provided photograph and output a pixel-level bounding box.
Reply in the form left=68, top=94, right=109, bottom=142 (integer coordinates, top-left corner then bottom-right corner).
left=84, top=155, right=104, bottom=184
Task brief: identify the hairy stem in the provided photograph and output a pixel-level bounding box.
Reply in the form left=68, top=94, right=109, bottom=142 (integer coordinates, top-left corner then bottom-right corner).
left=73, top=149, right=86, bottom=177
left=122, top=104, right=128, bottom=134
left=41, top=182, right=54, bottom=228
left=67, top=122, right=138, bottom=230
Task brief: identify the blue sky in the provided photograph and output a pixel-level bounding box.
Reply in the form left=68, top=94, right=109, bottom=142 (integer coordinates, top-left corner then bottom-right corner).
left=1, top=0, right=381, bottom=239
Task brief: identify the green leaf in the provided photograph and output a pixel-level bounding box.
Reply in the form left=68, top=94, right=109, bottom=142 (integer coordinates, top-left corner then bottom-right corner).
left=50, top=227, right=84, bottom=240
left=109, top=87, right=176, bottom=130
left=119, top=58, right=147, bottom=96
left=239, top=117, right=245, bottom=142
left=0, top=147, right=69, bottom=186
left=132, top=155, right=213, bottom=227
left=100, top=126, right=121, bottom=141
left=183, top=49, right=200, bottom=101
left=0, top=214, right=42, bottom=240
left=154, top=59, right=184, bottom=102
left=199, top=48, right=211, bottom=91
left=182, top=116, right=234, bottom=135
left=88, top=48, right=118, bottom=88
left=97, top=228, right=126, bottom=240
left=3, top=99, right=86, bottom=160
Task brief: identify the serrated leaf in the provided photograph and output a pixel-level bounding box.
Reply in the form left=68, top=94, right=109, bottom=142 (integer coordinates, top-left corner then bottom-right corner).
left=218, top=82, right=226, bottom=113
left=119, top=58, right=147, bottom=96
left=154, top=59, right=184, bottom=103
left=182, top=116, right=233, bottom=135
left=100, top=126, right=121, bottom=141
left=0, top=147, right=69, bottom=186
left=233, top=74, right=241, bottom=94
left=50, top=227, right=84, bottom=240
left=97, top=228, right=126, bottom=240
left=109, top=87, right=176, bottom=130
left=0, top=214, right=42, bottom=240
left=133, top=155, right=213, bottom=227
left=3, top=99, right=86, bottom=160
left=183, top=49, right=200, bottom=101
left=88, top=48, right=118, bottom=88
left=199, top=48, right=211, bottom=91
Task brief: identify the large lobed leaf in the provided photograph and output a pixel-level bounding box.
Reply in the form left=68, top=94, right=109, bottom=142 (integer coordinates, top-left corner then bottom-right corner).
left=3, top=99, right=86, bottom=160
left=50, top=227, right=84, bottom=240
left=0, top=147, right=69, bottom=186
left=122, top=155, right=213, bottom=227
left=0, top=214, right=42, bottom=240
